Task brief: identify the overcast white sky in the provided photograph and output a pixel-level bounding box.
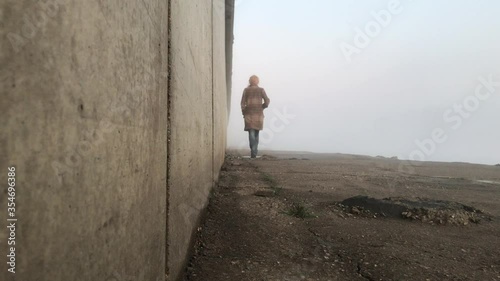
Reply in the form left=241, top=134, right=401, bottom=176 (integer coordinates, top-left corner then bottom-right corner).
left=227, top=0, right=500, bottom=165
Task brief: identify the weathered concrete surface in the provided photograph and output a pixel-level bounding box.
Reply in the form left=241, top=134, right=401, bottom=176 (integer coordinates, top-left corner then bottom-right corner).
left=213, top=0, right=228, bottom=184
left=167, top=0, right=231, bottom=280
left=225, top=0, right=235, bottom=114
left=1, top=0, right=168, bottom=280
left=2, top=0, right=233, bottom=280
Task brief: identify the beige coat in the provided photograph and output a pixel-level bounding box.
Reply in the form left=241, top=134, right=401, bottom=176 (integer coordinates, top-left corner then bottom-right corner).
left=241, top=86, right=270, bottom=131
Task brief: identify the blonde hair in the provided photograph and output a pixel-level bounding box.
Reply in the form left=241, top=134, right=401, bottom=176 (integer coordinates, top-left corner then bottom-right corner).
left=249, top=75, right=259, bottom=86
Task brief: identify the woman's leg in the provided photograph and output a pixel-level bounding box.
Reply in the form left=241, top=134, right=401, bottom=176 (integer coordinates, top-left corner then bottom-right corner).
left=254, top=130, right=260, bottom=157
left=248, top=129, right=255, bottom=151
left=248, top=130, right=257, bottom=157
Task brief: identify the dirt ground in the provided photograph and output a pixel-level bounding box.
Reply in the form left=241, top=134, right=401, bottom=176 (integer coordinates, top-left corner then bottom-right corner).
left=184, top=150, right=500, bottom=281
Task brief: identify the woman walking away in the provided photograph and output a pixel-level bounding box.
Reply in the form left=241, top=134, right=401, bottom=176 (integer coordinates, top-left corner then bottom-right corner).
left=241, top=75, right=270, bottom=158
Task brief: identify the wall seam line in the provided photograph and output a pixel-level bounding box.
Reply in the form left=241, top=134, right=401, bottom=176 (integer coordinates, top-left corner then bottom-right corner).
left=165, top=0, right=173, bottom=279
left=212, top=0, right=215, bottom=187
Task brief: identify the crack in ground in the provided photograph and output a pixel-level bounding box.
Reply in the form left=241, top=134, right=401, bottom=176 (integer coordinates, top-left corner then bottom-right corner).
left=357, top=262, right=375, bottom=281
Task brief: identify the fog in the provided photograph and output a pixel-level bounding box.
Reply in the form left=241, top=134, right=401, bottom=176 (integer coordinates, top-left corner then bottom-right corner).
left=227, top=0, right=500, bottom=165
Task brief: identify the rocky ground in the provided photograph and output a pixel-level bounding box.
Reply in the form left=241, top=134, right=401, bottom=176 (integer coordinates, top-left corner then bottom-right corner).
left=184, top=151, right=500, bottom=281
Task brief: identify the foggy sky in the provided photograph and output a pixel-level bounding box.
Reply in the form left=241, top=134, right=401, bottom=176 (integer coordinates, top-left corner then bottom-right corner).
left=227, top=0, right=500, bottom=165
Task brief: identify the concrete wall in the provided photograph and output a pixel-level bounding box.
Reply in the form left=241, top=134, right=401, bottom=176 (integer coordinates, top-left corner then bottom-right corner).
left=225, top=0, right=236, bottom=114
left=214, top=1, right=230, bottom=188
left=167, top=0, right=229, bottom=279
left=1, top=0, right=233, bottom=280
left=168, top=0, right=213, bottom=279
